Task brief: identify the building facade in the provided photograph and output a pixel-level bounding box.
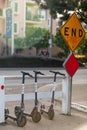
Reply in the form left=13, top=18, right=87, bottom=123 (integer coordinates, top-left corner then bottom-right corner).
left=0, top=0, right=57, bottom=56
left=0, top=0, right=57, bottom=38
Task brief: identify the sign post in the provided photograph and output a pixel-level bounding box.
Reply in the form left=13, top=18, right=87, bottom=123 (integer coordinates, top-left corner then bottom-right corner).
left=6, top=8, right=12, bottom=56
left=61, top=12, right=85, bottom=115
left=62, top=74, right=72, bottom=115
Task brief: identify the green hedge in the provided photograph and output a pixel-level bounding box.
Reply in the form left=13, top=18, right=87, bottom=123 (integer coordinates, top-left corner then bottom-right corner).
left=0, top=56, right=85, bottom=68
left=77, top=57, right=87, bottom=67
left=0, top=56, right=64, bottom=68
left=77, top=57, right=87, bottom=63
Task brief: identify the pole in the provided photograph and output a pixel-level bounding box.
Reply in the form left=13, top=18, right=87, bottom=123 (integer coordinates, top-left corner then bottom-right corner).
left=49, top=15, right=53, bottom=58
left=67, top=74, right=72, bottom=115
left=6, top=37, right=9, bottom=56
left=11, top=0, right=14, bottom=55
left=62, top=73, right=72, bottom=115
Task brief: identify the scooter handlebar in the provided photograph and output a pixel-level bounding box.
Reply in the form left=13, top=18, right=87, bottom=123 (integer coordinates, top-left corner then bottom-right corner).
left=21, top=71, right=33, bottom=78
left=49, top=70, right=65, bottom=76
left=33, top=71, right=44, bottom=76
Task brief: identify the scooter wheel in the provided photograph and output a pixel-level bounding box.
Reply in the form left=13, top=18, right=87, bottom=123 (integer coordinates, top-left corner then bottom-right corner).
left=14, top=106, right=21, bottom=117
left=17, top=115, right=27, bottom=127
left=32, top=111, right=41, bottom=123
left=48, top=109, right=54, bottom=120
left=40, top=104, right=45, bottom=114
left=5, top=108, right=9, bottom=120
left=40, top=109, right=43, bottom=114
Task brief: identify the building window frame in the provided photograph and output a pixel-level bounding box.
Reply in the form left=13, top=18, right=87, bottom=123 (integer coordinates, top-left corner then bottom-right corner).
left=14, top=22, right=19, bottom=35
left=14, top=1, right=19, bottom=14
left=38, top=8, right=46, bottom=21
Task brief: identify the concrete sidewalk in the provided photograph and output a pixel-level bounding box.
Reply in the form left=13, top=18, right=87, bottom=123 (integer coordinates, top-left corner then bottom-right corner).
left=0, top=100, right=87, bottom=130
left=1, top=82, right=87, bottom=130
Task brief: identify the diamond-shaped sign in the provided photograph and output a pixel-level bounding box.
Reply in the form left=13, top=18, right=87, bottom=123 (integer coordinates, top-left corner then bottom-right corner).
left=63, top=53, right=79, bottom=77
left=61, top=13, right=85, bottom=51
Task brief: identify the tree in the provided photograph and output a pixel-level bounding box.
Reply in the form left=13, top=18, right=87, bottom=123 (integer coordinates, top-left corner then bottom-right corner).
left=76, top=33, right=87, bottom=55
left=77, top=0, right=87, bottom=24
left=35, top=0, right=87, bottom=24
left=54, top=29, right=69, bottom=57
left=14, top=37, right=26, bottom=49
left=34, top=31, right=50, bottom=51
left=35, top=0, right=87, bottom=57
left=25, top=27, right=49, bottom=47
left=35, top=0, right=78, bottom=17
left=14, top=27, right=50, bottom=50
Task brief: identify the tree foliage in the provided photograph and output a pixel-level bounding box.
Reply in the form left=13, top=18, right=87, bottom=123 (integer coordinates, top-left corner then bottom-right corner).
left=44, top=0, right=77, bottom=18
left=35, top=0, right=87, bottom=24
left=54, top=29, right=69, bottom=56
left=14, top=37, right=26, bottom=49
left=34, top=31, right=50, bottom=50
left=14, top=27, right=50, bottom=49
left=25, top=27, right=48, bottom=47
left=77, top=1, right=87, bottom=24
left=76, top=34, right=87, bottom=54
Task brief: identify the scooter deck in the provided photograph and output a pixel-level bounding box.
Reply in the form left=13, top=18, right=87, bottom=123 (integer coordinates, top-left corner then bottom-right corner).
left=5, top=114, right=17, bottom=121
left=24, top=112, right=32, bottom=117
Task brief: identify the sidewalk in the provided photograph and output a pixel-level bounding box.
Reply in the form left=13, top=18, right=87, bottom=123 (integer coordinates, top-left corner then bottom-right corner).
left=1, top=82, right=87, bottom=130
left=1, top=101, right=87, bottom=130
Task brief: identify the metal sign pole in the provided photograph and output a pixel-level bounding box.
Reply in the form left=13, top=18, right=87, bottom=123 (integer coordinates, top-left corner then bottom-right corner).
left=6, top=37, right=9, bottom=56
left=11, top=0, right=14, bottom=55
left=67, top=74, right=72, bottom=115
left=49, top=15, right=53, bottom=58
left=62, top=73, right=72, bottom=115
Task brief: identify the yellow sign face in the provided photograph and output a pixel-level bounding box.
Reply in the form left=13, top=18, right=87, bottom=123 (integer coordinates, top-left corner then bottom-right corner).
left=60, top=13, right=85, bottom=51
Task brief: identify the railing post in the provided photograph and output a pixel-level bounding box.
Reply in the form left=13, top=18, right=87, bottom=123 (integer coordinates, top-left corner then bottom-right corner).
left=0, top=76, right=5, bottom=123
left=62, top=74, right=72, bottom=115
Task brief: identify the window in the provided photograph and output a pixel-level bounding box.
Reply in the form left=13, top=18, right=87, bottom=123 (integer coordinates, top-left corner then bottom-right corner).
left=14, top=22, right=18, bottom=34
left=14, top=2, right=19, bottom=14
left=0, top=10, right=3, bottom=16
left=26, top=7, right=32, bottom=20
left=38, top=9, right=46, bottom=20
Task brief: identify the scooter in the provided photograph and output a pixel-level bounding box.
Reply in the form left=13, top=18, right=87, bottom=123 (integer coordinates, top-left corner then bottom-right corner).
left=30, top=70, right=44, bottom=122
left=5, top=108, right=27, bottom=127
left=40, top=70, right=65, bottom=120
left=15, top=71, right=44, bottom=123
left=5, top=71, right=32, bottom=127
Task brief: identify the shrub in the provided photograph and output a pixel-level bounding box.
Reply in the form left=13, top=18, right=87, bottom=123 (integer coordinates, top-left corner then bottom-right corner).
left=0, top=56, right=64, bottom=68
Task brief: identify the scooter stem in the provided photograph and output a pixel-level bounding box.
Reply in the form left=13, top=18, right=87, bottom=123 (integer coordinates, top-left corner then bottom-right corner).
left=33, top=71, right=44, bottom=107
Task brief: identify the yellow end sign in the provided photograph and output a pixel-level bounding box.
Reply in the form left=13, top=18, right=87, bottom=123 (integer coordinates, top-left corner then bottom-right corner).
left=61, top=13, right=85, bottom=52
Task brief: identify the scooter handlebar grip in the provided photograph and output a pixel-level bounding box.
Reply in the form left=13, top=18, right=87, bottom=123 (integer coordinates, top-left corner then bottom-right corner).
left=33, top=71, right=44, bottom=75
left=27, top=73, right=33, bottom=78
left=21, top=71, right=33, bottom=78
left=57, top=71, right=65, bottom=76
left=49, top=70, right=65, bottom=76
left=38, top=71, right=44, bottom=75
